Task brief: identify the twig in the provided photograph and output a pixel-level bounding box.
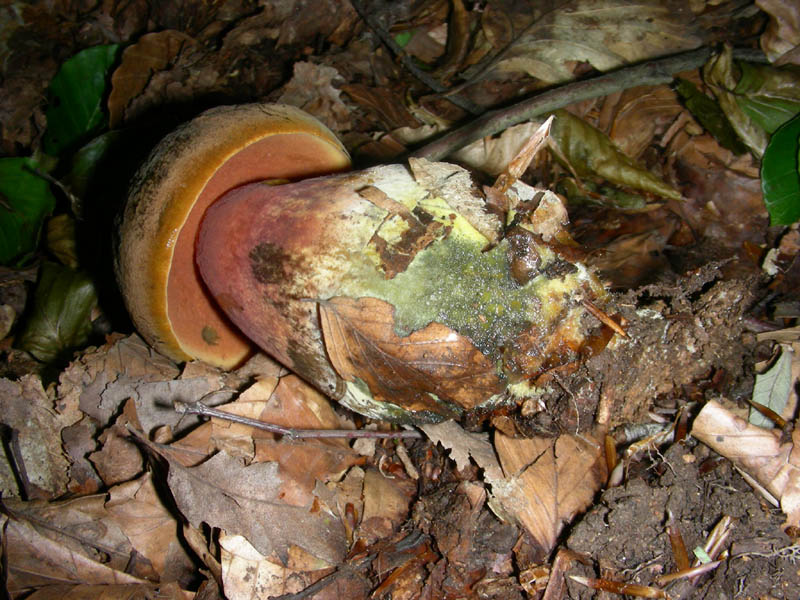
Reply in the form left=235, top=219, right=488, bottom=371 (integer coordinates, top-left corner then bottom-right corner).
left=174, top=401, right=422, bottom=440
left=348, top=0, right=482, bottom=115
left=411, top=46, right=720, bottom=161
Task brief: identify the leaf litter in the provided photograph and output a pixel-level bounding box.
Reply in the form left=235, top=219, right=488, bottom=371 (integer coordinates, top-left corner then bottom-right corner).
left=2, top=1, right=800, bottom=598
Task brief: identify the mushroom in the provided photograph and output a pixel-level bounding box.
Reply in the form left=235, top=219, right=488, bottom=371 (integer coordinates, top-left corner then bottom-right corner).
left=118, top=105, right=617, bottom=424
left=195, top=158, right=614, bottom=423
left=115, top=104, right=350, bottom=368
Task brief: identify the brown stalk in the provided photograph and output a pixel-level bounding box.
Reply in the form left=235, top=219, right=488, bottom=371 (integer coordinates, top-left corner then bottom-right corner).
left=174, top=401, right=422, bottom=439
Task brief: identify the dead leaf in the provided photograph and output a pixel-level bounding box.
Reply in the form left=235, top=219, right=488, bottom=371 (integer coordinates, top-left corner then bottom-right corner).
left=276, top=61, right=353, bottom=133
left=492, top=433, right=606, bottom=554
left=597, top=85, right=685, bottom=160
left=419, top=420, right=504, bottom=482
left=24, top=582, right=191, bottom=600
left=692, top=399, right=800, bottom=530
left=483, top=0, right=704, bottom=85
left=756, top=0, right=800, bottom=63
left=108, top=30, right=194, bottom=127
left=152, top=445, right=347, bottom=565
left=319, top=296, right=505, bottom=413
left=218, top=534, right=338, bottom=600
left=1, top=506, right=149, bottom=594
left=0, top=375, right=81, bottom=498
left=105, top=473, right=196, bottom=582
left=360, top=468, right=416, bottom=544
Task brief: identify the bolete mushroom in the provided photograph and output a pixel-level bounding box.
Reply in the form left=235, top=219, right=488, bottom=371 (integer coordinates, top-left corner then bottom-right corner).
left=115, top=104, right=350, bottom=368
left=195, top=158, right=616, bottom=423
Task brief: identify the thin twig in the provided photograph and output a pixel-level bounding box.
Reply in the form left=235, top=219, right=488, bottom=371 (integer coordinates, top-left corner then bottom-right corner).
left=174, top=401, right=422, bottom=439
left=349, top=0, right=482, bottom=115
left=411, top=46, right=720, bottom=161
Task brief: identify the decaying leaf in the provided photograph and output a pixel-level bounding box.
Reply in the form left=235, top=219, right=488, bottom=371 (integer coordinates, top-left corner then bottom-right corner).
left=319, top=296, right=505, bottom=416
left=419, top=419, right=504, bottom=482
left=24, top=583, right=191, bottom=600
left=1, top=505, right=150, bottom=595
left=481, top=0, right=704, bottom=85
left=276, top=61, right=353, bottom=132
left=756, top=0, right=800, bottom=64
left=105, top=473, right=196, bottom=581
left=492, top=432, right=606, bottom=554
left=750, top=347, right=794, bottom=428
left=0, top=375, right=81, bottom=498
left=692, top=399, right=800, bottom=530
left=149, top=443, right=347, bottom=566
left=108, top=30, right=194, bottom=127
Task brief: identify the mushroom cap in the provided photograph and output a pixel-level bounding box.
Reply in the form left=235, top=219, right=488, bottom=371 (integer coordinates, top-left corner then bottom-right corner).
left=116, top=104, right=351, bottom=368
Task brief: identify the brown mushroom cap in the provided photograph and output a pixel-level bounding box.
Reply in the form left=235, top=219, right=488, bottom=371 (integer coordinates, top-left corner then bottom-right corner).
left=116, top=104, right=351, bottom=368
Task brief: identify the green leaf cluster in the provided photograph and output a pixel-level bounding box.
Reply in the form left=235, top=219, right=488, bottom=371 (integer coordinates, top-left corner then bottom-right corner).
left=3, top=44, right=120, bottom=362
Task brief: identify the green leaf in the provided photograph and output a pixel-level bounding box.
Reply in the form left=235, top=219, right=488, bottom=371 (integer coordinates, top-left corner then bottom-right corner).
left=65, top=130, right=123, bottom=207
left=43, top=44, right=120, bottom=156
left=17, top=262, right=97, bottom=363
left=394, top=31, right=413, bottom=48
left=761, top=114, right=800, bottom=226
left=675, top=78, right=748, bottom=155
left=704, top=46, right=800, bottom=157
left=749, top=349, right=793, bottom=429
left=734, top=61, right=800, bottom=135
left=0, top=158, right=57, bottom=265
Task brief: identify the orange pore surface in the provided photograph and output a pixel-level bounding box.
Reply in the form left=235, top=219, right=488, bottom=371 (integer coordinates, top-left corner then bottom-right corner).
left=166, top=132, right=350, bottom=368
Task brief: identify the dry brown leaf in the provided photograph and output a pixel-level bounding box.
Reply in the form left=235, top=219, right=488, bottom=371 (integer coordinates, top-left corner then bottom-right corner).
left=0, top=375, right=81, bottom=498
left=25, top=582, right=192, bottom=600
left=1, top=507, right=149, bottom=594
left=89, top=399, right=145, bottom=486
left=319, top=296, right=504, bottom=413
left=218, top=534, right=336, bottom=600
left=756, top=0, right=800, bottom=63
left=597, top=85, right=685, bottom=160
left=276, top=61, right=353, bottom=133
left=149, top=444, right=347, bottom=566
left=419, top=420, right=504, bottom=482
left=692, top=399, right=800, bottom=529
left=105, top=473, right=195, bottom=582
left=108, top=30, right=194, bottom=127
left=492, top=433, right=606, bottom=554
left=360, top=468, right=417, bottom=544
left=484, top=0, right=704, bottom=85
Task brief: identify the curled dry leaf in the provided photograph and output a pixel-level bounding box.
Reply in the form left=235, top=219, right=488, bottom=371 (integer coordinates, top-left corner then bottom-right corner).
left=692, top=399, right=800, bottom=530
left=319, top=296, right=505, bottom=417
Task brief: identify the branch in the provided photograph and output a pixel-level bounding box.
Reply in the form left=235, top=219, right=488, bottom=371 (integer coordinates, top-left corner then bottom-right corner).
left=410, top=46, right=719, bottom=161
left=174, top=401, right=422, bottom=440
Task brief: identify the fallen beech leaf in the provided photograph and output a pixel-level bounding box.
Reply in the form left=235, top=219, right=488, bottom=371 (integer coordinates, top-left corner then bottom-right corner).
left=492, top=433, right=606, bottom=554
left=219, top=534, right=363, bottom=600
left=1, top=509, right=148, bottom=594
left=108, top=31, right=193, bottom=127
left=152, top=446, right=347, bottom=565
left=692, top=399, right=800, bottom=529
left=276, top=61, right=353, bottom=132
left=750, top=347, right=794, bottom=428
left=319, top=296, right=505, bottom=414
left=360, top=467, right=416, bottom=544
left=105, top=473, right=195, bottom=581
